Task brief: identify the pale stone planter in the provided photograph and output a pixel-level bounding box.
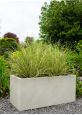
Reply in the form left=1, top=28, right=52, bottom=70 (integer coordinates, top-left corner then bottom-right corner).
left=10, top=75, right=76, bottom=111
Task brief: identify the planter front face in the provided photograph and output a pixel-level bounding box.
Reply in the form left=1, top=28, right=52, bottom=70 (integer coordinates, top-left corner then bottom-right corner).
left=10, top=75, right=76, bottom=111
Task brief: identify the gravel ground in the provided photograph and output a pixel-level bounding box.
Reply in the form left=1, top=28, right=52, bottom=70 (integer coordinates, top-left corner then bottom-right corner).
left=0, top=96, right=82, bottom=114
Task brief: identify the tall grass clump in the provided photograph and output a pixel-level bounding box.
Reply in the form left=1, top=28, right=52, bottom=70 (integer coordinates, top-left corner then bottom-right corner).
left=10, top=42, right=69, bottom=78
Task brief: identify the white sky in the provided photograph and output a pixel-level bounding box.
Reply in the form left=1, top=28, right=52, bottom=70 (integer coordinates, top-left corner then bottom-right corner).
left=0, top=0, right=50, bottom=41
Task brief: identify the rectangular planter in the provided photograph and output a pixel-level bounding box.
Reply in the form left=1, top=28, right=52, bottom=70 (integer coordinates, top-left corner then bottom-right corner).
left=10, top=75, right=76, bottom=111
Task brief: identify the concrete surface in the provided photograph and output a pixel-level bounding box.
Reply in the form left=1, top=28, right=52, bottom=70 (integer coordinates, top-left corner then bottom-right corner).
left=10, top=75, right=76, bottom=111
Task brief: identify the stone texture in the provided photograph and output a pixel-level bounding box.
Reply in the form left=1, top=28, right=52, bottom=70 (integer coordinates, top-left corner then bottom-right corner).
left=0, top=96, right=82, bottom=114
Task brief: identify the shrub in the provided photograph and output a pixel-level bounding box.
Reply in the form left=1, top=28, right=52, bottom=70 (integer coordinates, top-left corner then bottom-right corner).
left=3, top=32, right=19, bottom=43
left=39, top=0, right=82, bottom=46
left=65, top=50, right=76, bottom=74
left=76, top=41, right=82, bottom=76
left=0, top=57, right=9, bottom=97
left=75, top=40, right=82, bottom=76
left=0, top=38, right=18, bottom=56
left=10, top=42, right=69, bottom=78
left=67, top=50, right=82, bottom=77
left=76, top=40, right=82, bottom=52
left=76, top=79, right=82, bottom=98
left=68, top=41, right=82, bottom=77
left=75, top=53, right=82, bottom=77
left=66, top=40, right=82, bottom=77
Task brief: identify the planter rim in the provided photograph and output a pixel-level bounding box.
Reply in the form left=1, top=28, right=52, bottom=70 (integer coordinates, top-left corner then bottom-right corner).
left=10, top=74, right=76, bottom=79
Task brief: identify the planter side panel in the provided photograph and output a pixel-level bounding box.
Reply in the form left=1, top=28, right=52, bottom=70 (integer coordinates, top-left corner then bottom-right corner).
left=10, top=76, right=21, bottom=109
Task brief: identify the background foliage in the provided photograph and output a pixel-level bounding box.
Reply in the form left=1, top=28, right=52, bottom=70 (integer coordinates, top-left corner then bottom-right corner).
left=0, top=38, right=18, bottom=56
left=39, top=0, right=82, bottom=46
left=0, top=57, right=9, bottom=97
left=4, top=32, right=19, bottom=43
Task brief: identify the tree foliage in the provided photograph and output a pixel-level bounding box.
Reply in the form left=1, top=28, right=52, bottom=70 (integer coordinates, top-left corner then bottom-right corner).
left=25, top=36, right=34, bottom=44
left=39, top=0, right=82, bottom=45
left=3, top=32, right=19, bottom=43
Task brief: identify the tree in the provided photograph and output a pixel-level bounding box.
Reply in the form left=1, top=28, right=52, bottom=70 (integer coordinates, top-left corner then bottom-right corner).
left=25, top=36, right=34, bottom=44
left=39, top=0, right=82, bottom=45
left=3, top=32, right=19, bottom=43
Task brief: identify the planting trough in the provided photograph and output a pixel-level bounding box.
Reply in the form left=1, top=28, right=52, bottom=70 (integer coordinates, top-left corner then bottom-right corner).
left=10, top=75, right=76, bottom=111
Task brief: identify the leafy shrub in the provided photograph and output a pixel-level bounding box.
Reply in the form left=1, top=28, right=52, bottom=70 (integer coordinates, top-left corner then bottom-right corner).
left=67, top=51, right=82, bottom=77
left=4, top=32, right=19, bottom=43
left=39, top=0, right=82, bottom=46
left=0, top=38, right=18, bottom=56
left=67, top=40, right=82, bottom=77
left=75, top=53, right=82, bottom=77
left=65, top=51, right=76, bottom=74
left=76, top=41, right=82, bottom=76
left=11, top=42, right=69, bottom=78
left=0, top=57, right=9, bottom=97
left=76, top=79, right=82, bottom=98
left=76, top=40, right=82, bottom=52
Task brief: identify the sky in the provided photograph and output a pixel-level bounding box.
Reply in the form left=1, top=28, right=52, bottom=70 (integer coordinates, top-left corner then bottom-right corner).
left=0, top=0, right=51, bottom=41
